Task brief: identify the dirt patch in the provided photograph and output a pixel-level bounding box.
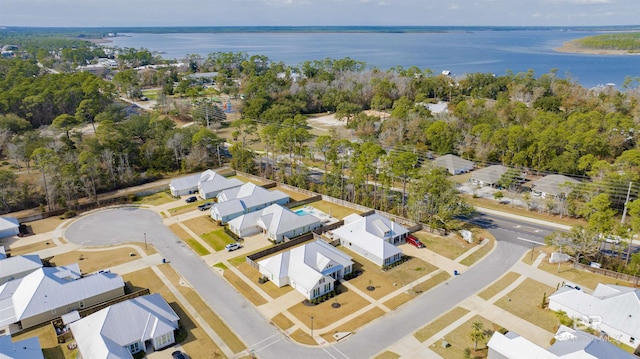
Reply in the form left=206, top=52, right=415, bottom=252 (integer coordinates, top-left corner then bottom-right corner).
left=6, top=240, right=56, bottom=256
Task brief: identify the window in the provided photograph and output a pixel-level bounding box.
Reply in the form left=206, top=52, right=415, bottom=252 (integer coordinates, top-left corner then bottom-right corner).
left=631, top=337, right=635, bottom=344
left=129, top=342, right=140, bottom=353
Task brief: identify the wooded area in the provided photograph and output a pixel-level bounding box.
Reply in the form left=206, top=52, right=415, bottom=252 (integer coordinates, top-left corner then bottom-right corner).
left=1, top=31, right=640, bottom=274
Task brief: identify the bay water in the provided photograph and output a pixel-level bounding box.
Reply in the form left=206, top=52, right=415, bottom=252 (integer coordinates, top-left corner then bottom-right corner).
left=106, top=28, right=639, bottom=89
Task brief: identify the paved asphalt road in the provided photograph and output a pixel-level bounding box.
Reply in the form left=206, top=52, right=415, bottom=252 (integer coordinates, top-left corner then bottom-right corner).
left=65, top=208, right=554, bottom=358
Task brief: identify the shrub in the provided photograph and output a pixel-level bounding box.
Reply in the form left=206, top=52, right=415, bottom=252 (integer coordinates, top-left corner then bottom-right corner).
left=62, top=210, right=77, bottom=219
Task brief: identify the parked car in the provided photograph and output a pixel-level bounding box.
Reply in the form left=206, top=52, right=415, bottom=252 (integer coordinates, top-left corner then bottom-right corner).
left=171, top=351, right=188, bottom=359
left=225, top=242, right=241, bottom=252
left=185, top=196, right=197, bottom=203
left=406, top=234, right=425, bottom=248
left=198, top=202, right=213, bottom=211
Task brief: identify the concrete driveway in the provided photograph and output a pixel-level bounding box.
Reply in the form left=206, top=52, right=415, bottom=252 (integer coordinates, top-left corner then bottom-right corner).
left=64, top=207, right=538, bottom=359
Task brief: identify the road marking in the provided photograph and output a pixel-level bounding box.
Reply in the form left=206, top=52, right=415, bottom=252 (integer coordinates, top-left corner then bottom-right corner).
left=250, top=333, right=281, bottom=347
left=517, top=236, right=544, bottom=245
left=326, top=344, right=349, bottom=359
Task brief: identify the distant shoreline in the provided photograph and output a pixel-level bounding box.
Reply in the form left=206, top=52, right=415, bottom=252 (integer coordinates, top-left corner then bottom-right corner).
left=555, top=39, right=640, bottom=55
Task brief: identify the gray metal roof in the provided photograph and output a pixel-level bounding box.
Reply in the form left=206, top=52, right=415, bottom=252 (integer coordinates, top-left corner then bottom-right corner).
left=0, top=255, right=42, bottom=284
left=432, top=154, right=475, bottom=175
left=0, top=335, right=44, bottom=359
left=70, top=294, right=179, bottom=359
left=531, top=174, right=580, bottom=197
left=471, top=165, right=510, bottom=185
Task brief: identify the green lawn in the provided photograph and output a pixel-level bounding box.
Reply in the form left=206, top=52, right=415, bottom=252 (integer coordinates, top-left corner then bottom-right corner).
left=133, top=191, right=175, bottom=206
left=201, top=228, right=235, bottom=251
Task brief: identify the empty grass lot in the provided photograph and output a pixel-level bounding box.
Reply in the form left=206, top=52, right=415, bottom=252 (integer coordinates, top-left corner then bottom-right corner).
left=478, top=272, right=522, bottom=301
left=48, top=245, right=156, bottom=273
left=133, top=191, right=175, bottom=206
left=24, top=216, right=65, bottom=234
left=495, top=278, right=559, bottom=332
left=275, top=186, right=313, bottom=201
left=340, top=247, right=437, bottom=300
left=7, top=240, right=56, bottom=256
left=236, top=262, right=294, bottom=299
left=414, top=307, right=470, bottom=342
left=319, top=307, right=386, bottom=343
left=169, top=223, right=211, bottom=255
left=532, top=248, right=635, bottom=290
left=412, top=231, right=475, bottom=260
left=288, top=284, right=369, bottom=330
left=122, top=267, right=227, bottom=359
left=306, top=200, right=360, bottom=219
left=430, top=314, right=498, bottom=359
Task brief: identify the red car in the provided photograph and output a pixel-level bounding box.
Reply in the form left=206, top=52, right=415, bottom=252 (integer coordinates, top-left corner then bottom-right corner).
left=406, top=234, right=425, bottom=248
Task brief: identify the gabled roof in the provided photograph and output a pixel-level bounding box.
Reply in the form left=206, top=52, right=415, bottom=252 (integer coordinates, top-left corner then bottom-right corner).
left=0, top=255, right=42, bottom=283
left=333, top=214, right=405, bottom=261
left=471, top=164, right=510, bottom=185
left=211, top=199, right=246, bottom=218
left=0, top=217, right=19, bottom=232
left=199, top=176, right=243, bottom=195
left=488, top=327, right=636, bottom=359
left=259, top=240, right=352, bottom=293
left=255, top=204, right=321, bottom=237
left=0, top=335, right=44, bottom=359
left=217, top=183, right=289, bottom=206
left=0, top=264, right=124, bottom=326
left=70, top=294, right=179, bottom=359
left=169, top=173, right=201, bottom=192
left=432, top=154, right=475, bottom=174
left=531, top=175, right=580, bottom=196
left=549, top=325, right=636, bottom=358
left=550, top=284, right=640, bottom=339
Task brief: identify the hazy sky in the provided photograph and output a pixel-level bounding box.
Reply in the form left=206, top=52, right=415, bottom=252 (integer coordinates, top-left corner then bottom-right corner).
left=1, top=0, right=638, bottom=27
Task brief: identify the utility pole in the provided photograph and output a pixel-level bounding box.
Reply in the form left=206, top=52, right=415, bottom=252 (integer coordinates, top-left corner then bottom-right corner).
left=621, top=181, right=632, bottom=224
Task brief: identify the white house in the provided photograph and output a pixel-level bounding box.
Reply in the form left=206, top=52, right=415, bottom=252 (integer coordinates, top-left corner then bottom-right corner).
left=0, top=254, right=42, bottom=285
left=548, top=283, right=640, bottom=348
left=332, top=213, right=407, bottom=267
left=169, top=169, right=242, bottom=197
left=530, top=174, right=580, bottom=198
left=70, top=294, right=180, bottom=359
left=258, top=240, right=353, bottom=300
left=0, top=335, right=44, bottom=359
left=168, top=172, right=201, bottom=197
left=487, top=326, right=636, bottom=359
left=210, top=183, right=289, bottom=224
left=0, top=217, right=19, bottom=238
left=197, top=171, right=243, bottom=200
left=432, top=154, right=475, bottom=175
left=228, top=204, right=322, bottom=243
left=0, top=264, right=125, bottom=333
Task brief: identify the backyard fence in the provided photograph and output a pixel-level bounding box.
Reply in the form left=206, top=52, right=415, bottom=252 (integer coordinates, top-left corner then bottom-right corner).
left=572, top=261, right=640, bottom=285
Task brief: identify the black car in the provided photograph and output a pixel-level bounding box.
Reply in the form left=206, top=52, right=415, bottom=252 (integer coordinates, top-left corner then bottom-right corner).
left=172, top=350, right=188, bottom=359
left=185, top=196, right=197, bottom=203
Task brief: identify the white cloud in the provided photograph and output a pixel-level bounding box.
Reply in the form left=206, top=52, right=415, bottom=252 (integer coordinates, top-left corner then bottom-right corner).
left=449, top=3, right=459, bottom=10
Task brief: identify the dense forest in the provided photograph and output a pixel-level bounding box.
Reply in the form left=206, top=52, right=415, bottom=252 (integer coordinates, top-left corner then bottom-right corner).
left=2, top=31, right=640, bottom=273
left=575, top=32, right=640, bottom=52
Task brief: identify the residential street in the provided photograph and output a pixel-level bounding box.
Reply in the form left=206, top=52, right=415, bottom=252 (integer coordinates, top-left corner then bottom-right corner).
left=62, top=206, right=556, bottom=358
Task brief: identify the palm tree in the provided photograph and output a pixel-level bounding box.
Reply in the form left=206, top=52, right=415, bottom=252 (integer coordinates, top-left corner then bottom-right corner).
left=470, top=320, right=485, bottom=351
